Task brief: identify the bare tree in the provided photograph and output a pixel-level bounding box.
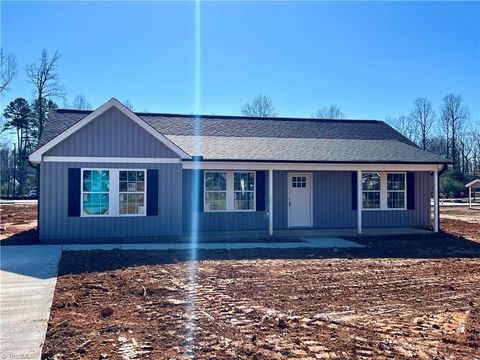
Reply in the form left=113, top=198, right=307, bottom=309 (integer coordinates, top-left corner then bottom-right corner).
left=386, top=115, right=417, bottom=142
left=409, top=97, right=435, bottom=150
left=72, top=94, right=92, bottom=110
left=241, top=94, right=276, bottom=117
left=124, top=99, right=134, bottom=111
left=0, top=49, right=17, bottom=94
left=312, top=105, right=345, bottom=119
left=440, top=94, right=470, bottom=166
left=27, top=50, right=65, bottom=143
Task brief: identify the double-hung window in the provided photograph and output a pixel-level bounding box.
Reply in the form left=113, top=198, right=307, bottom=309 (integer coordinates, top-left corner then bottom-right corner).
left=119, top=170, right=146, bottom=215
left=362, top=172, right=381, bottom=209
left=82, top=170, right=110, bottom=215
left=387, top=173, right=406, bottom=209
left=234, top=172, right=255, bottom=210
left=361, top=172, right=406, bottom=210
left=81, top=169, right=146, bottom=216
left=204, top=172, right=227, bottom=211
left=204, top=171, right=255, bottom=212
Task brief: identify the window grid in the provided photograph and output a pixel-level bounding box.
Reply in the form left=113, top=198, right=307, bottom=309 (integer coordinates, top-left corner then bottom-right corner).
left=387, top=173, right=406, bottom=209
left=292, top=176, right=307, bottom=188
left=204, top=171, right=256, bottom=212
left=362, top=172, right=381, bottom=209
left=361, top=172, right=407, bottom=210
left=82, top=170, right=110, bottom=216
left=234, top=172, right=255, bottom=210
left=80, top=168, right=147, bottom=217
left=204, top=172, right=227, bottom=211
left=119, top=170, right=146, bottom=215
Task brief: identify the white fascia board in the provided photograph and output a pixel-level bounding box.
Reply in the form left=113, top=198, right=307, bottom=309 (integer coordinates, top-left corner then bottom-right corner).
left=182, top=161, right=441, bottom=172
left=29, top=98, right=191, bottom=163
left=43, top=156, right=180, bottom=164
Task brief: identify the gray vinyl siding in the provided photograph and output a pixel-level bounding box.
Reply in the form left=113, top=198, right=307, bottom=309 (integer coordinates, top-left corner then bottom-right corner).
left=182, top=169, right=268, bottom=232
left=45, top=107, right=178, bottom=158
left=39, top=162, right=182, bottom=241
left=181, top=170, right=430, bottom=233
left=271, top=170, right=431, bottom=230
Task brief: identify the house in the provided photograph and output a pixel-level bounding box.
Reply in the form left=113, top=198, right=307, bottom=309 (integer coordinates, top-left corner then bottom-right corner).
left=29, top=98, right=452, bottom=242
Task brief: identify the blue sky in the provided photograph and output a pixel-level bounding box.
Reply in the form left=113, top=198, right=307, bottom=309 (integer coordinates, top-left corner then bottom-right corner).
left=1, top=1, right=479, bottom=122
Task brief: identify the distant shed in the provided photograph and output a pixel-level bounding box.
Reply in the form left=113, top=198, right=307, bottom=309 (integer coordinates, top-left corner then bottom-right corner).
left=465, top=179, right=480, bottom=208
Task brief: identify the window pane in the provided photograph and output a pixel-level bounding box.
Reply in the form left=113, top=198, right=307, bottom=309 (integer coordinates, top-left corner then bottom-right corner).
left=205, top=172, right=226, bottom=191
left=82, top=170, right=110, bottom=215
left=362, top=191, right=380, bottom=209
left=83, top=193, right=109, bottom=215
left=234, top=192, right=254, bottom=210
left=362, top=173, right=381, bottom=191
left=387, top=173, right=405, bottom=191
left=388, top=191, right=405, bottom=209
left=118, top=170, right=145, bottom=215
left=234, top=172, right=255, bottom=191
left=205, top=192, right=226, bottom=211
left=119, top=182, right=127, bottom=192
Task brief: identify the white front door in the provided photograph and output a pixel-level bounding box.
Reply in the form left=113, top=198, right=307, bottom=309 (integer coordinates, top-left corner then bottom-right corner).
left=288, top=173, right=312, bottom=227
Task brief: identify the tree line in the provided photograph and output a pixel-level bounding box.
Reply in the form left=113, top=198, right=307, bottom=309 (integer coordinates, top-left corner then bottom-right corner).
left=1, top=49, right=478, bottom=198
left=241, top=94, right=479, bottom=197
left=0, top=49, right=83, bottom=196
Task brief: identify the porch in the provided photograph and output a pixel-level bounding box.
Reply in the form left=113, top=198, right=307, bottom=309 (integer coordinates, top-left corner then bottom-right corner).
left=183, top=162, right=443, bottom=236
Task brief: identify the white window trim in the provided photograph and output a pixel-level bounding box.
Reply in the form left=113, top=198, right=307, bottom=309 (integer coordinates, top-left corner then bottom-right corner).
left=204, top=171, right=227, bottom=212
left=118, top=169, right=148, bottom=217
left=204, top=171, right=256, bottom=212
left=361, top=171, right=407, bottom=211
left=81, top=168, right=147, bottom=217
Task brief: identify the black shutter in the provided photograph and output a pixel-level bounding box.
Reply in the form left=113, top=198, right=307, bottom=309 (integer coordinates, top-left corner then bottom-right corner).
left=352, top=171, right=358, bottom=210
left=194, top=170, right=204, bottom=212
left=256, top=171, right=266, bottom=211
left=68, top=168, right=81, bottom=217
left=407, top=172, right=415, bottom=210
left=147, top=169, right=159, bottom=216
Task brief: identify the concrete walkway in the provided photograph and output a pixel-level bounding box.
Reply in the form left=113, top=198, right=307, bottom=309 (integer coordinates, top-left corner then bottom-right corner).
left=62, top=237, right=364, bottom=251
left=0, top=245, right=62, bottom=359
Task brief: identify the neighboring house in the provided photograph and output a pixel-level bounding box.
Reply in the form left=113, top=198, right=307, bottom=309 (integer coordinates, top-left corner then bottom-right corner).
left=29, top=98, right=451, bottom=242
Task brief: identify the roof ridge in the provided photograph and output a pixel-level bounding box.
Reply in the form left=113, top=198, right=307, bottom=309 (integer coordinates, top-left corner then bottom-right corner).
left=54, top=108, right=381, bottom=123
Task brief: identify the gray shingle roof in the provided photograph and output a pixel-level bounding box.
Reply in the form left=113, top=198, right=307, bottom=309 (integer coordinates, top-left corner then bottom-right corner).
left=39, top=109, right=452, bottom=164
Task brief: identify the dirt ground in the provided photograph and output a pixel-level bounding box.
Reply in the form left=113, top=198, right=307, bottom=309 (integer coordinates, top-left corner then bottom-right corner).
left=44, top=253, right=480, bottom=359
left=1, top=204, right=479, bottom=244
left=438, top=207, right=480, bottom=242
left=0, top=203, right=38, bottom=244
left=2, top=203, right=478, bottom=358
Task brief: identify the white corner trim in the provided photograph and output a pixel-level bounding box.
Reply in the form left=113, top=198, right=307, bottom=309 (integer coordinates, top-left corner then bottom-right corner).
left=43, top=156, right=180, bottom=164
left=29, top=98, right=191, bottom=163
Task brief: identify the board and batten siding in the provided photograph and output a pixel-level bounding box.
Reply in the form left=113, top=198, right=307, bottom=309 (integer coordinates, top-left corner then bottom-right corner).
left=181, top=170, right=431, bottom=233
left=44, top=107, right=178, bottom=158
left=182, top=169, right=269, bottom=232
left=272, top=170, right=431, bottom=229
left=39, top=162, right=182, bottom=242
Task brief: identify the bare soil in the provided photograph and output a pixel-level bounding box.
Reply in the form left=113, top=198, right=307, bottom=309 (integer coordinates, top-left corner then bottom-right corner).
left=436, top=207, right=480, bottom=241
left=0, top=203, right=38, bottom=244
left=44, top=253, right=480, bottom=359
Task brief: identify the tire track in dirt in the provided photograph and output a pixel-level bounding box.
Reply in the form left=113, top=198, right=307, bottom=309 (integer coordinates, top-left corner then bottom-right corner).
left=43, top=257, right=480, bottom=359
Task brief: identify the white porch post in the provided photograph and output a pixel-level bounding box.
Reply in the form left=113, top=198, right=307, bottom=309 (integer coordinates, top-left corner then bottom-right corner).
left=357, top=170, right=362, bottom=234
left=433, top=168, right=439, bottom=233
left=469, top=187, right=472, bottom=209
left=269, top=169, right=274, bottom=236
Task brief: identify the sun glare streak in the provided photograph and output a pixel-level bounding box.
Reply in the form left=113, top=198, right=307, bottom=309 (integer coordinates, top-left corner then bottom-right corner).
left=185, top=0, right=202, bottom=357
